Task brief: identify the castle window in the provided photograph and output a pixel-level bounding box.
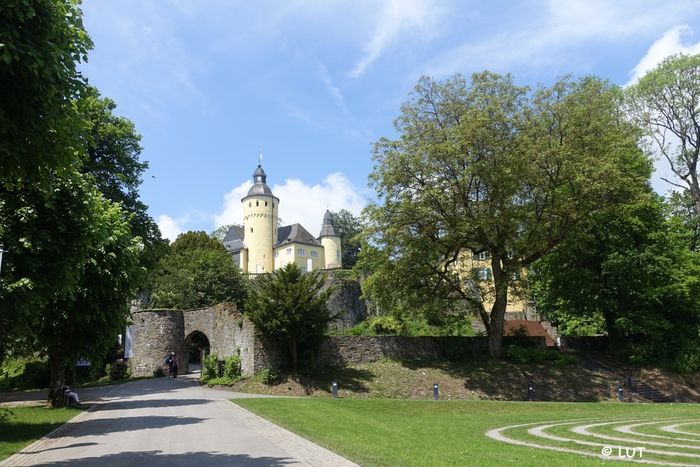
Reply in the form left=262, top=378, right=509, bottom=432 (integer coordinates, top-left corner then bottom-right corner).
left=474, top=251, right=490, bottom=261
left=301, top=266, right=307, bottom=272
left=298, top=248, right=305, bottom=256
left=249, top=202, right=251, bottom=207
left=336, top=251, right=341, bottom=259
left=250, top=228, right=253, bottom=233
left=310, top=251, right=318, bottom=257
left=473, top=267, right=492, bottom=281
left=265, top=201, right=268, bottom=206
left=275, top=251, right=279, bottom=258
left=256, top=201, right=259, bottom=206
left=286, top=248, right=292, bottom=255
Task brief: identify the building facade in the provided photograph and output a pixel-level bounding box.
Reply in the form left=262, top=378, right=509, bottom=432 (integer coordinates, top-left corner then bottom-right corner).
left=223, top=164, right=342, bottom=273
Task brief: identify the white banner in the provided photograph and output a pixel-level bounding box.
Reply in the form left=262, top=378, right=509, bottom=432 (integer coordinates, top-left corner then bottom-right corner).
left=124, top=325, right=135, bottom=358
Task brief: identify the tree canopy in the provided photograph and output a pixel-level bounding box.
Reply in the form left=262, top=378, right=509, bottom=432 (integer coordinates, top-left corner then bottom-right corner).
left=148, top=231, right=246, bottom=309
left=329, top=210, right=362, bottom=269
left=532, top=192, right=700, bottom=370
left=0, top=0, right=92, bottom=186
left=627, top=53, right=700, bottom=217
left=0, top=1, right=163, bottom=404
left=364, top=72, right=649, bottom=356
left=245, top=263, right=334, bottom=370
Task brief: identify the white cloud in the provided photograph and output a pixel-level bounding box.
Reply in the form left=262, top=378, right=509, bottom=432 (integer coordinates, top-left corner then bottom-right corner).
left=157, top=214, right=187, bottom=242
left=350, top=0, right=444, bottom=78
left=426, top=0, right=697, bottom=78
left=214, top=173, right=365, bottom=235
left=627, top=25, right=700, bottom=85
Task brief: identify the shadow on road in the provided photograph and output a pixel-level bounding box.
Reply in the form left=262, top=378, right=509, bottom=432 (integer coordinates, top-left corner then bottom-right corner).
left=94, top=398, right=211, bottom=411
left=34, top=450, right=298, bottom=466
left=46, top=416, right=207, bottom=437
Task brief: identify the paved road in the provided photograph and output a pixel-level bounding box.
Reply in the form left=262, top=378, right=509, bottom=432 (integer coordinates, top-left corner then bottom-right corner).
left=0, top=375, right=357, bottom=466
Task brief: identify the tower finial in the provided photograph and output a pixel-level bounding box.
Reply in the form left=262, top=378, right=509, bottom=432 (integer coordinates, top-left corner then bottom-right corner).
left=258, top=151, right=263, bottom=166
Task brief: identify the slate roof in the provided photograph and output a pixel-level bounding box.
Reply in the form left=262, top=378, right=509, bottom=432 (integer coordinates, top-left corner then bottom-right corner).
left=244, top=165, right=277, bottom=198
left=224, top=222, right=323, bottom=253
left=223, top=225, right=245, bottom=253
left=318, top=209, right=337, bottom=238
left=275, top=223, right=322, bottom=248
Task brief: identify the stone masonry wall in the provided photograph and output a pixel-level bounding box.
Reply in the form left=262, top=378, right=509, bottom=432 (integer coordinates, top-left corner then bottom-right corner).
left=130, top=310, right=185, bottom=377
left=130, top=304, right=258, bottom=377
left=252, top=335, right=546, bottom=372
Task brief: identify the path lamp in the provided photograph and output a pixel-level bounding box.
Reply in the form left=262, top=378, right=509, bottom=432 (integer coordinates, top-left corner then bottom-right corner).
left=0, top=244, right=6, bottom=274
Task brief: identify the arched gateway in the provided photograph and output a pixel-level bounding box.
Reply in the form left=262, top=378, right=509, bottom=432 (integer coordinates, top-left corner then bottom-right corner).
left=128, top=303, right=259, bottom=377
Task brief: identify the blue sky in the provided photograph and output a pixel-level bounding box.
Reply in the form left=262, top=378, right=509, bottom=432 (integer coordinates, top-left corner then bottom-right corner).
left=79, top=0, right=700, bottom=240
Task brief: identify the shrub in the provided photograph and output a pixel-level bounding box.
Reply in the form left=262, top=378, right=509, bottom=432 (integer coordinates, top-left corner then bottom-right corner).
left=107, top=360, right=130, bottom=381
left=223, top=355, right=241, bottom=380
left=504, top=345, right=576, bottom=366
left=259, top=368, right=279, bottom=386
left=202, top=353, right=219, bottom=382
left=673, top=344, right=700, bottom=374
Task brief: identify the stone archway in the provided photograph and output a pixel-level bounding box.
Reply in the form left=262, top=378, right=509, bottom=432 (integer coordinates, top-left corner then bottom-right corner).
left=185, top=330, right=210, bottom=374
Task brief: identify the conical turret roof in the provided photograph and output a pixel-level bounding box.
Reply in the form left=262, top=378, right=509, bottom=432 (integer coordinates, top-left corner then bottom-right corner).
left=318, top=210, right=338, bottom=237
left=245, top=164, right=275, bottom=197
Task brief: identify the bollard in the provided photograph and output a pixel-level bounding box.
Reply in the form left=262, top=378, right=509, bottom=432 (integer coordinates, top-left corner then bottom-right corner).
left=332, top=380, right=338, bottom=399
left=618, top=387, right=624, bottom=402
left=527, top=384, right=534, bottom=402
left=433, top=383, right=439, bottom=400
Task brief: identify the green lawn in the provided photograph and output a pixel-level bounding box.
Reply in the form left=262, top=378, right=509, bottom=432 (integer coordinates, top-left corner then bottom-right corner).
left=233, top=398, right=700, bottom=466
left=0, top=406, right=83, bottom=461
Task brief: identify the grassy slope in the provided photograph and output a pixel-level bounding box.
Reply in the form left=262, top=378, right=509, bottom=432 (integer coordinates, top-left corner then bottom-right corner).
left=234, top=359, right=700, bottom=402
left=234, top=398, right=700, bottom=467
left=0, top=407, right=83, bottom=461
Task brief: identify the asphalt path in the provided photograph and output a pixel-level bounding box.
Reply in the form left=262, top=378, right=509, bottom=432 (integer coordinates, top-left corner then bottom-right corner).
left=0, top=375, right=357, bottom=466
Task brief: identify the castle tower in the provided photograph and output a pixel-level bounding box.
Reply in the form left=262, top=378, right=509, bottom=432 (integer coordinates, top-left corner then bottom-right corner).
left=242, top=164, right=278, bottom=273
left=319, top=210, right=342, bottom=269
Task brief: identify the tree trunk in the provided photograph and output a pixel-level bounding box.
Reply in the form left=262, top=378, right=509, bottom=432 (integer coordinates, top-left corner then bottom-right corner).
left=488, top=254, right=509, bottom=358
left=47, top=350, right=66, bottom=407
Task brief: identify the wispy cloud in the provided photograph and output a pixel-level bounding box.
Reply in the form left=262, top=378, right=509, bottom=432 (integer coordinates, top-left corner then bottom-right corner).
left=215, top=173, right=366, bottom=233
left=350, top=0, right=444, bottom=78
left=627, top=25, right=700, bottom=85
left=425, top=0, right=697, bottom=78
left=317, top=62, right=349, bottom=115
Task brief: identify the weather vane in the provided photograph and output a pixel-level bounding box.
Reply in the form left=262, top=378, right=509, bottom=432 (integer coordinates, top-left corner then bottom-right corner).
left=258, top=151, right=263, bottom=166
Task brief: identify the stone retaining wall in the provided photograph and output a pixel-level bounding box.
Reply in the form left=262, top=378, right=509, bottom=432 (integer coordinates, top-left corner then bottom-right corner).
left=253, top=335, right=546, bottom=372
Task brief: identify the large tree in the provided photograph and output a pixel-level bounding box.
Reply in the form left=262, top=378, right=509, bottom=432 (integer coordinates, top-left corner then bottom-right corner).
left=532, top=192, right=700, bottom=366
left=149, top=231, right=246, bottom=309
left=627, top=53, right=700, bottom=217
left=0, top=0, right=91, bottom=186
left=245, top=263, right=333, bottom=370
left=77, top=86, right=167, bottom=282
left=330, top=210, right=362, bottom=268
left=42, top=180, right=144, bottom=404
left=365, top=73, right=648, bottom=356
left=0, top=172, right=144, bottom=403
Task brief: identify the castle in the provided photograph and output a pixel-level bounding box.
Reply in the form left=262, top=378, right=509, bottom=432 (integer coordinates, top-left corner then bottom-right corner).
left=222, top=164, right=342, bottom=274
